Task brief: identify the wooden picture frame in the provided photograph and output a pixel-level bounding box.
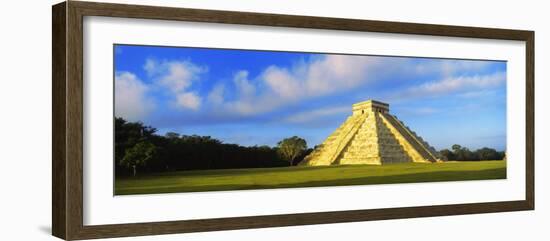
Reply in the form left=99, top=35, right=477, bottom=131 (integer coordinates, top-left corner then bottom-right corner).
left=52, top=1, right=534, bottom=240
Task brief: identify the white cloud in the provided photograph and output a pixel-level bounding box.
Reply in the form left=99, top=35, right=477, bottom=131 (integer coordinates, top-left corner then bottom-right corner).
left=207, top=84, right=225, bottom=105
left=305, top=55, right=381, bottom=95
left=283, top=106, right=349, bottom=124
left=414, top=59, right=493, bottom=77
left=414, top=107, right=438, bottom=114
left=458, top=90, right=497, bottom=98
left=161, top=62, right=199, bottom=92
left=143, top=58, right=156, bottom=75
left=176, top=92, right=201, bottom=110
left=115, top=72, right=154, bottom=121
left=145, top=59, right=206, bottom=93
left=396, top=71, right=505, bottom=99
left=210, top=55, right=499, bottom=116
left=233, top=71, right=256, bottom=98
left=209, top=55, right=390, bottom=116
left=262, top=66, right=302, bottom=99
left=144, top=58, right=207, bottom=110
left=261, top=55, right=384, bottom=98
left=203, top=55, right=502, bottom=119
left=397, top=107, right=439, bottom=116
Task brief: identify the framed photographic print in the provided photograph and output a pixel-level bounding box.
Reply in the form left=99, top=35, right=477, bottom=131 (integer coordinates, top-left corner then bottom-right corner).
left=52, top=1, right=534, bottom=240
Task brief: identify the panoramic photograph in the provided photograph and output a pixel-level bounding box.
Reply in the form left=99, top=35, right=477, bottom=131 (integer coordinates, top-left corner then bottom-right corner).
left=113, top=44, right=507, bottom=195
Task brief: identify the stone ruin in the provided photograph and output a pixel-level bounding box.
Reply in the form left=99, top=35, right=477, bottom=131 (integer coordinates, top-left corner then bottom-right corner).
left=300, top=100, right=441, bottom=166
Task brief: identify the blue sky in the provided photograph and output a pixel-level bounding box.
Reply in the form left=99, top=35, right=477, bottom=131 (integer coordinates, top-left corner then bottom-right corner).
left=114, top=44, right=507, bottom=151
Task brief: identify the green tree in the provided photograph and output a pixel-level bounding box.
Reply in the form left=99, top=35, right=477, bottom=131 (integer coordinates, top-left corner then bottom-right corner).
left=450, top=144, right=473, bottom=161
left=120, top=141, right=157, bottom=176
left=475, top=147, right=501, bottom=160
left=277, top=136, right=307, bottom=166
left=165, top=132, right=180, bottom=139
left=451, top=144, right=462, bottom=153
left=114, top=117, right=157, bottom=164
left=438, top=149, right=454, bottom=161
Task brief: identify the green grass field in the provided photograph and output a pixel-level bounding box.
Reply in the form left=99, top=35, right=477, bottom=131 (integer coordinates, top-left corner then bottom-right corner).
left=115, top=160, right=506, bottom=195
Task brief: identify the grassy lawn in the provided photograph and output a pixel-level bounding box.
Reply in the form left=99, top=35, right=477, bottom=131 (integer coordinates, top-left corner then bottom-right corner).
left=115, top=160, right=506, bottom=195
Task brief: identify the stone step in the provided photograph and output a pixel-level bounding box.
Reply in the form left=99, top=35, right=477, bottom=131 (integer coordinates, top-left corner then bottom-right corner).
left=342, top=153, right=399, bottom=158
left=345, top=144, right=378, bottom=149
left=338, top=157, right=382, bottom=164
left=350, top=133, right=378, bottom=138
left=348, top=141, right=378, bottom=146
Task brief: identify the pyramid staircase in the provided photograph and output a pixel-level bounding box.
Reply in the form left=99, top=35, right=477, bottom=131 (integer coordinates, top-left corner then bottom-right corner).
left=301, top=115, right=365, bottom=166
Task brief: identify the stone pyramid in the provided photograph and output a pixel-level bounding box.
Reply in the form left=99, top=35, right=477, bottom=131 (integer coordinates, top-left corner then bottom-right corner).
left=300, top=100, right=440, bottom=166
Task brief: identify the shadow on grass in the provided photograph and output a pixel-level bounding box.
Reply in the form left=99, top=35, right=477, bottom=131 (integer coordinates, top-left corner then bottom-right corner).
left=123, top=164, right=362, bottom=179
left=115, top=167, right=505, bottom=195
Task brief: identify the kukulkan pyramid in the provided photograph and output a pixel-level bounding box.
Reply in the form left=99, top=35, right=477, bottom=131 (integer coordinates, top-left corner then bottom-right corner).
left=300, top=100, right=441, bottom=166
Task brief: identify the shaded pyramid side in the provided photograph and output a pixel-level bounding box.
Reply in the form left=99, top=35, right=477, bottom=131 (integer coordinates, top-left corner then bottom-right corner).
left=387, top=114, right=441, bottom=160
left=380, top=113, right=438, bottom=162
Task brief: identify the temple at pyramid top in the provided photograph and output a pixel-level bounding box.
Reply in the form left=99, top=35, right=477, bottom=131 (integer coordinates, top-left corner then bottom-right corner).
left=352, top=100, right=389, bottom=115
left=300, top=99, right=441, bottom=166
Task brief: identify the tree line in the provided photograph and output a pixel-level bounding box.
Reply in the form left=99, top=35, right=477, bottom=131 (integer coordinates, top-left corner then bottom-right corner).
left=438, top=144, right=505, bottom=161
left=115, top=118, right=310, bottom=176
left=115, top=117, right=505, bottom=176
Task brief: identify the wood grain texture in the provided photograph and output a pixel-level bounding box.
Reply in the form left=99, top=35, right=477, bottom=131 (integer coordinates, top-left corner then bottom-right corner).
left=51, top=1, right=535, bottom=240
left=71, top=1, right=534, bottom=40
left=73, top=201, right=530, bottom=240
left=525, top=32, right=535, bottom=209
left=52, top=2, right=67, bottom=239
left=66, top=2, right=85, bottom=240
